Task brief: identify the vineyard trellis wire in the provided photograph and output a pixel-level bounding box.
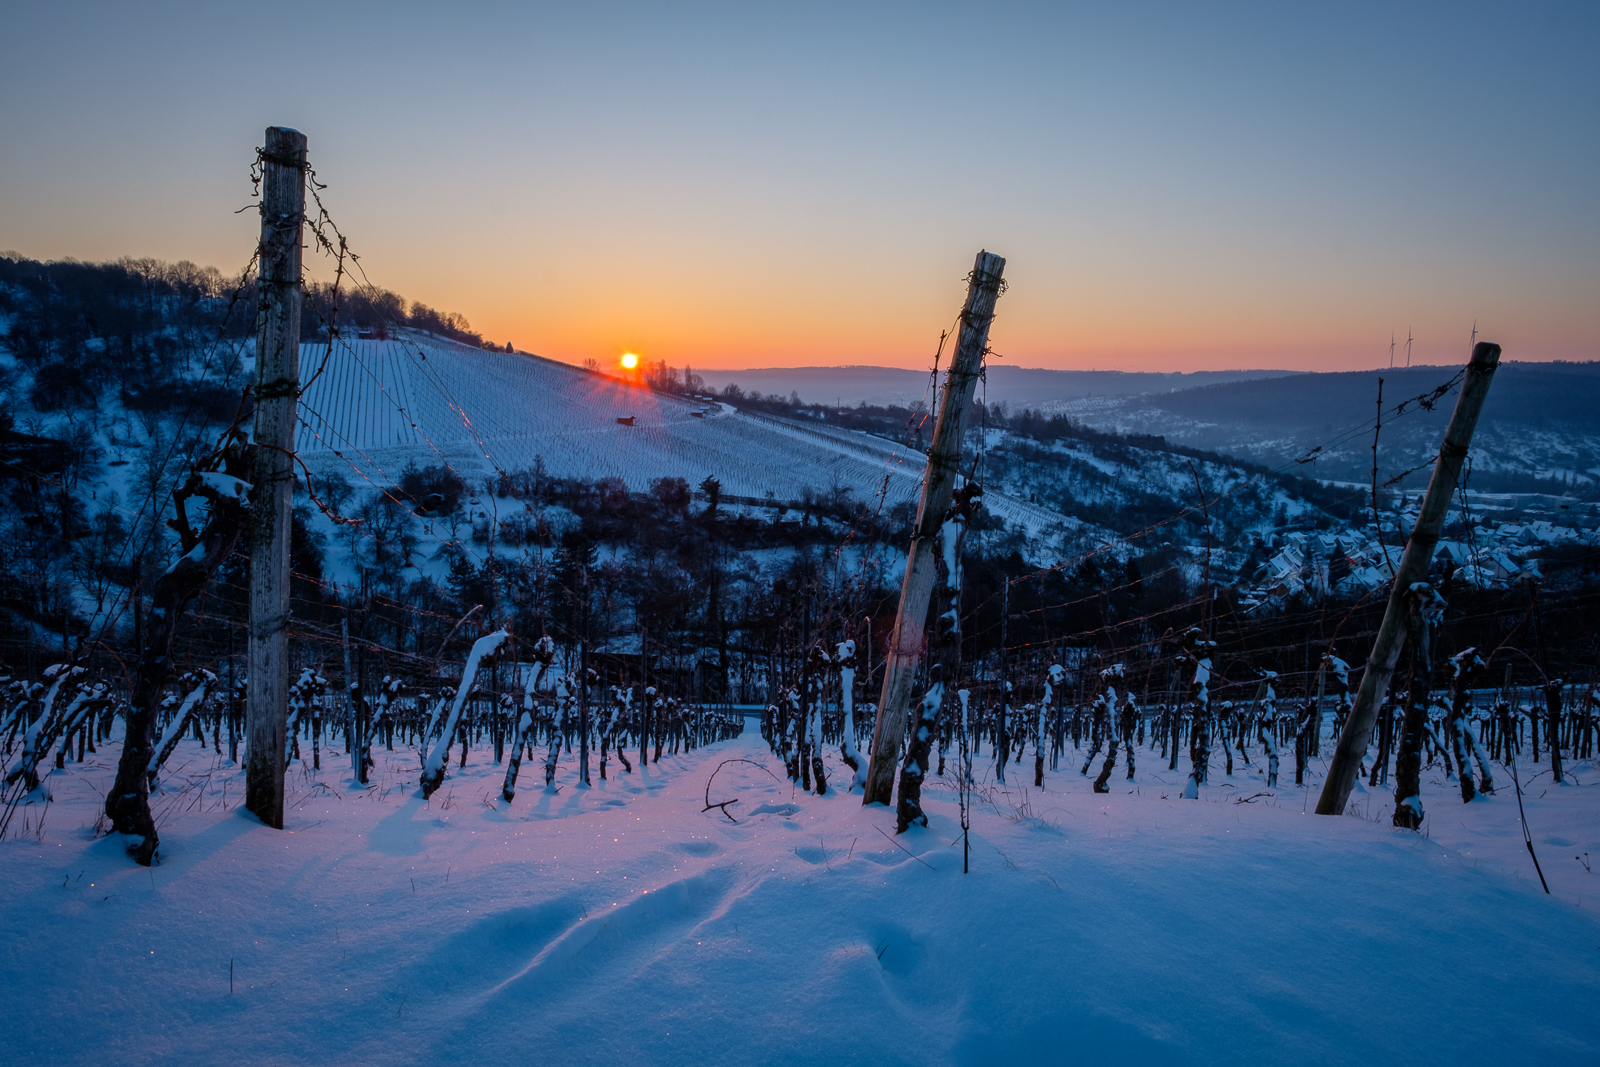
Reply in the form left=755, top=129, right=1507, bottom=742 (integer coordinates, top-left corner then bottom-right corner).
left=8, top=134, right=1594, bottom=862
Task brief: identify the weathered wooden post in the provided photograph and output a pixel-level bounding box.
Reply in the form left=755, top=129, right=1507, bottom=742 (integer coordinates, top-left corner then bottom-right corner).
left=246, top=126, right=306, bottom=828
left=863, top=250, right=1006, bottom=807
left=1317, top=342, right=1500, bottom=816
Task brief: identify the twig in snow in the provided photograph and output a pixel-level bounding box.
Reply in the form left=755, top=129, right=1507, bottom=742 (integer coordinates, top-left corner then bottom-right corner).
left=704, top=799, right=740, bottom=823
left=874, top=825, right=934, bottom=869
left=1508, top=758, right=1550, bottom=895
left=702, top=758, right=779, bottom=822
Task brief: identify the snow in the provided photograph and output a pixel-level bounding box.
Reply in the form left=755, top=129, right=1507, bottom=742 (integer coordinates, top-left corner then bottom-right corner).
left=147, top=672, right=213, bottom=784
left=3, top=723, right=1597, bottom=1066
left=421, top=630, right=510, bottom=793
left=197, top=471, right=252, bottom=502
left=16, top=668, right=78, bottom=774
left=292, top=336, right=1067, bottom=547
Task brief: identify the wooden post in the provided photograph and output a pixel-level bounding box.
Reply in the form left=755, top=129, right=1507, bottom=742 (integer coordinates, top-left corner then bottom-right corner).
left=863, top=250, right=1006, bottom=807
left=1317, top=342, right=1500, bottom=816
left=245, top=126, right=306, bottom=829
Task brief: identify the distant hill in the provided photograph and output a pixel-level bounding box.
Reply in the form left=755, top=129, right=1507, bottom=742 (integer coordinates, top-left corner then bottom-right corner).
left=695, top=358, right=1600, bottom=495
left=695, top=365, right=1300, bottom=408
left=1040, top=361, right=1600, bottom=492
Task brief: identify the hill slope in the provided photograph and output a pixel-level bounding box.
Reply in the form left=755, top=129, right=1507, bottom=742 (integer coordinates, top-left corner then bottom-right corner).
left=1041, top=361, right=1600, bottom=491
left=294, top=334, right=1072, bottom=538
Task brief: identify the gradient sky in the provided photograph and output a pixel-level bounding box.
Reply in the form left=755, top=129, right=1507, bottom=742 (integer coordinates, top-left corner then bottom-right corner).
left=1, top=2, right=1595, bottom=372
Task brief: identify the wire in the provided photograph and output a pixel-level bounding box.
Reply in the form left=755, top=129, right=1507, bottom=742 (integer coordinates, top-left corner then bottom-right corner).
left=78, top=253, right=262, bottom=657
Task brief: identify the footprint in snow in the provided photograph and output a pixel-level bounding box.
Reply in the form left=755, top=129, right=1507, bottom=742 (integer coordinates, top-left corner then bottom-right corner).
left=745, top=803, right=801, bottom=817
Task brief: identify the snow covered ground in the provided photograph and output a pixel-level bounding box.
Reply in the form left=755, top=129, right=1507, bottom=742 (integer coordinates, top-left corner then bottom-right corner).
left=3, top=728, right=1597, bottom=1066
left=292, top=334, right=1072, bottom=542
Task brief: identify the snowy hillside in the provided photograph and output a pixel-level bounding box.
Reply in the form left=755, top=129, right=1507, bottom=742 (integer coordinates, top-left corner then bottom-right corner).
left=294, top=333, right=1072, bottom=539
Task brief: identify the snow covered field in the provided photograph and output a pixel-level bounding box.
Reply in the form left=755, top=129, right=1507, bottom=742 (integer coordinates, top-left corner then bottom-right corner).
left=4, top=727, right=1597, bottom=1066
left=293, top=335, right=1070, bottom=539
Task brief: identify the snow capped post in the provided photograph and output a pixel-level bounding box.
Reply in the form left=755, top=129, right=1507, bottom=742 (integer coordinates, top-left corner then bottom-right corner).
left=246, top=126, right=307, bottom=830
left=545, top=679, right=575, bottom=790
left=1390, top=584, right=1446, bottom=828
left=1176, top=629, right=1215, bottom=799
left=1255, top=671, right=1280, bottom=788
left=1318, top=342, right=1501, bottom=816
left=896, top=481, right=980, bottom=831
left=501, top=635, right=555, bottom=802
left=11, top=666, right=78, bottom=793
left=421, top=629, right=509, bottom=798
left=147, top=671, right=215, bottom=790
left=805, top=643, right=830, bottom=795
left=1323, top=654, right=1353, bottom=743
left=7, top=666, right=104, bottom=795
left=1044, top=663, right=1065, bottom=774
left=285, top=668, right=327, bottom=765
left=865, top=250, right=1006, bottom=808
left=1092, top=669, right=1122, bottom=793
left=1450, top=650, right=1495, bottom=800
left=836, top=638, right=868, bottom=793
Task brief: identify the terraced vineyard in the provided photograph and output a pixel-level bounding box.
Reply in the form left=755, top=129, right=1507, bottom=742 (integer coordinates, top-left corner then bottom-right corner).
left=294, top=333, right=1072, bottom=537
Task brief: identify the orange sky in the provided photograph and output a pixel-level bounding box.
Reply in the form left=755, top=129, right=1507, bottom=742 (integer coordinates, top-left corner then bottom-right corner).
left=2, top=5, right=1595, bottom=374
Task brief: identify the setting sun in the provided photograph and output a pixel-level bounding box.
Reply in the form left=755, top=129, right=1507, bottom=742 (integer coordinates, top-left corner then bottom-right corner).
left=620, top=352, right=639, bottom=370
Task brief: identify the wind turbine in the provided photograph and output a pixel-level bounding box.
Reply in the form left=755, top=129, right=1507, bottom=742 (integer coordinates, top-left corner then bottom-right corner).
left=1404, top=327, right=1413, bottom=368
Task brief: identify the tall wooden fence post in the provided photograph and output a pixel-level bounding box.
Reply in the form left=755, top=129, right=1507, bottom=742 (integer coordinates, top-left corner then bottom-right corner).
left=1316, top=341, right=1500, bottom=816
left=245, top=126, right=306, bottom=829
left=863, top=250, right=1006, bottom=807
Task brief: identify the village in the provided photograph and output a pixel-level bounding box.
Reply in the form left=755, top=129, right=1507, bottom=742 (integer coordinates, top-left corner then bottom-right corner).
left=1241, top=492, right=1596, bottom=607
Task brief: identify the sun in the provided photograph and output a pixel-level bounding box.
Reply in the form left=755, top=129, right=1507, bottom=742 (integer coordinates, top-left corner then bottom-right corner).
left=620, top=352, right=639, bottom=370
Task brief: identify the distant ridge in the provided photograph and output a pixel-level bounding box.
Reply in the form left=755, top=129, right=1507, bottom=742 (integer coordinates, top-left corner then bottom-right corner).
left=695, top=365, right=1300, bottom=408
left=1038, top=360, right=1600, bottom=489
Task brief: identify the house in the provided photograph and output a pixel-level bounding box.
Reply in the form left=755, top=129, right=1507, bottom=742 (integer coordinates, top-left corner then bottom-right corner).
left=1486, top=552, right=1521, bottom=581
